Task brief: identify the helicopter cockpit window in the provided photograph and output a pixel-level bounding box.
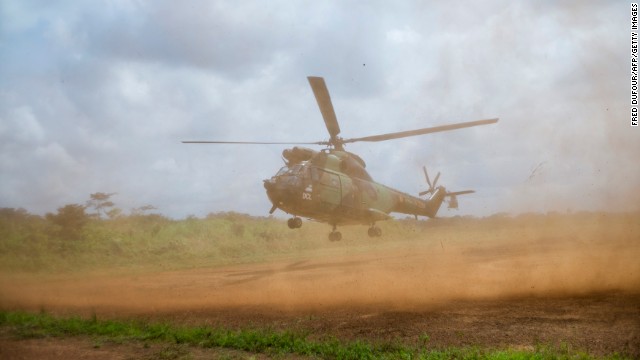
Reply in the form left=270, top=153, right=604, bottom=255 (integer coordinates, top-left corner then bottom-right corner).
left=276, top=167, right=289, bottom=177
left=276, top=164, right=310, bottom=179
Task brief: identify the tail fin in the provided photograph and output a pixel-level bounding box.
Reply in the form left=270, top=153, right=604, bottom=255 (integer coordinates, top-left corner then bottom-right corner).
left=423, top=186, right=447, bottom=217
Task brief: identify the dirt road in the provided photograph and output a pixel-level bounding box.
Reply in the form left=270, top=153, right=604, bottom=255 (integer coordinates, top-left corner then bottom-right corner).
left=1, top=228, right=639, bottom=356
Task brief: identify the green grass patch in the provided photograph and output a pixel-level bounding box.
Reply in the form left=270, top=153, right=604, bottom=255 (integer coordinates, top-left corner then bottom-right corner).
left=0, top=310, right=629, bottom=360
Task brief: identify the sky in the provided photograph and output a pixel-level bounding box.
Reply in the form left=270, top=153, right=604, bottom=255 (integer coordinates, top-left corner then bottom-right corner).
left=1, top=0, right=638, bottom=219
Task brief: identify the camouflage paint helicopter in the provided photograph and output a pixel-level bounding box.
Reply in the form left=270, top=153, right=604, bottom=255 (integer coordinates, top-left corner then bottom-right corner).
left=184, top=77, right=498, bottom=241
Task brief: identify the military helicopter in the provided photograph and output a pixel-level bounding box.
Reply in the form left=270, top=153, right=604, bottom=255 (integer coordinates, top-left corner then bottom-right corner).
left=184, top=76, right=497, bottom=241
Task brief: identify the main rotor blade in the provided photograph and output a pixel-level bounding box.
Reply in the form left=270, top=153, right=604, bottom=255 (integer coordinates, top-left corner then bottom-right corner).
left=307, top=76, right=341, bottom=140
left=343, top=118, right=499, bottom=144
left=447, top=190, right=475, bottom=196
left=182, top=140, right=324, bottom=145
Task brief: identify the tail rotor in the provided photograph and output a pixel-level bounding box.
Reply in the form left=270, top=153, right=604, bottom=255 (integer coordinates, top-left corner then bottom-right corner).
left=419, top=166, right=475, bottom=209
left=420, top=166, right=441, bottom=196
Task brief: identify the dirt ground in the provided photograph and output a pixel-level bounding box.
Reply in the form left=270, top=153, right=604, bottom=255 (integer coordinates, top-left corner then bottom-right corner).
left=0, top=332, right=287, bottom=360
left=1, top=228, right=639, bottom=358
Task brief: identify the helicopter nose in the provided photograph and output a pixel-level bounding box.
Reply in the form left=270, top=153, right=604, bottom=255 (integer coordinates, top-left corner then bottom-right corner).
left=263, top=178, right=281, bottom=199
left=263, top=178, right=276, bottom=191
left=264, top=178, right=285, bottom=207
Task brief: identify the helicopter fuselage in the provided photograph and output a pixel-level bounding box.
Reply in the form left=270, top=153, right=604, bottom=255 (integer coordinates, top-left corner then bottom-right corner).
left=263, top=148, right=446, bottom=227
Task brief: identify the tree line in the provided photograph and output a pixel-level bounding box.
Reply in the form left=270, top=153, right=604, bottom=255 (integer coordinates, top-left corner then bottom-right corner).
left=1, top=193, right=159, bottom=240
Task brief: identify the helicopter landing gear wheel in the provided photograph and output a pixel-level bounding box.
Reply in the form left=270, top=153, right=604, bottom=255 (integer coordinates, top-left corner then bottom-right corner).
left=328, top=224, right=342, bottom=241
left=368, top=226, right=382, bottom=237
left=287, top=217, right=302, bottom=229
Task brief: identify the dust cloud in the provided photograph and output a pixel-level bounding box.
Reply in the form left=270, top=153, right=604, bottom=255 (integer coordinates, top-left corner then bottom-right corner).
left=1, top=214, right=638, bottom=314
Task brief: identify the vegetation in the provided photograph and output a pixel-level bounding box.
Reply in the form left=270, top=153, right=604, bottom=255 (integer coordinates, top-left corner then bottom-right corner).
left=44, top=204, right=90, bottom=240
left=0, top=193, right=638, bottom=273
left=1, top=310, right=626, bottom=360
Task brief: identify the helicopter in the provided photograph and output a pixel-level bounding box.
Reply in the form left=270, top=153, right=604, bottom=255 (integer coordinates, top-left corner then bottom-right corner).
left=184, top=76, right=498, bottom=241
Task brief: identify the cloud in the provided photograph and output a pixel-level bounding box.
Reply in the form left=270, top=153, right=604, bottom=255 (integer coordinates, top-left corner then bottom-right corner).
left=0, top=1, right=637, bottom=219
left=386, top=27, right=421, bottom=44
left=1, top=106, right=45, bottom=143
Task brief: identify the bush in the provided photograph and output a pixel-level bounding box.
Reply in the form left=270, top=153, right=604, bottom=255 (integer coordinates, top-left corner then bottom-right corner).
left=46, top=204, right=90, bottom=240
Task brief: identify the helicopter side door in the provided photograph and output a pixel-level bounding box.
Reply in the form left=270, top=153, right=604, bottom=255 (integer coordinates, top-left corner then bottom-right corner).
left=338, top=175, right=358, bottom=210
left=310, top=167, right=341, bottom=211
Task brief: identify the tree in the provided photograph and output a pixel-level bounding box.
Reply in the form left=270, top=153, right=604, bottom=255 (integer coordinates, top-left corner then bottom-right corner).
left=106, top=207, right=123, bottom=219
left=130, top=205, right=157, bottom=216
left=0, top=208, right=41, bottom=239
left=86, top=192, right=116, bottom=219
left=0, top=207, right=32, bottom=222
left=46, top=204, right=89, bottom=240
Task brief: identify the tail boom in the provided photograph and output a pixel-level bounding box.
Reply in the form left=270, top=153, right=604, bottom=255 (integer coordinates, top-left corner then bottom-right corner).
left=390, top=187, right=447, bottom=218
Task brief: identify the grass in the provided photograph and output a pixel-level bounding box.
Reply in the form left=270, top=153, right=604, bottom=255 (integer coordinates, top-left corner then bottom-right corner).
left=0, top=310, right=630, bottom=360
left=2, top=210, right=638, bottom=274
